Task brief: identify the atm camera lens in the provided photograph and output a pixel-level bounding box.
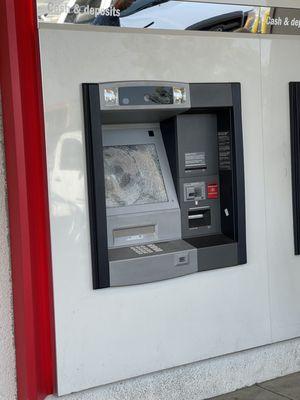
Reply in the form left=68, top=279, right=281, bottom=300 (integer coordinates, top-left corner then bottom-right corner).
left=173, top=87, right=187, bottom=104
left=104, top=88, right=119, bottom=106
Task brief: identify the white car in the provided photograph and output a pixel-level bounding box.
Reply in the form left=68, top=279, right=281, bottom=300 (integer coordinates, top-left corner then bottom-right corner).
left=38, top=0, right=256, bottom=32
left=121, top=1, right=254, bottom=31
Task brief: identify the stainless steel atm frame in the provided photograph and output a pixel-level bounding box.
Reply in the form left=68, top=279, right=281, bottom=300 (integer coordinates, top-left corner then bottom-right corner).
left=83, top=81, right=247, bottom=289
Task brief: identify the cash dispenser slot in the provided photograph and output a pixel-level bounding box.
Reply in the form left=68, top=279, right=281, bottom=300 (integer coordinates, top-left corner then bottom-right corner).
left=83, top=81, right=247, bottom=289
left=113, top=225, right=156, bottom=247
left=188, top=207, right=211, bottom=228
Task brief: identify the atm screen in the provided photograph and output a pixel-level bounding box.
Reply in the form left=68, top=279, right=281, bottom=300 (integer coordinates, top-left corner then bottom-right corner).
left=103, top=144, right=168, bottom=208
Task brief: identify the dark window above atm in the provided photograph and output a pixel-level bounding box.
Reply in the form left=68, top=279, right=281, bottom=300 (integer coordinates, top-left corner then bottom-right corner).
left=186, top=11, right=246, bottom=32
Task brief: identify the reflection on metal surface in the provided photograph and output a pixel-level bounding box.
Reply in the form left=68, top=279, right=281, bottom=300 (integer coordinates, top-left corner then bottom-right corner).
left=50, top=130, right=86, bottom=244
left=38, top=1, right=300, bottom=35
left=104, top=144, right=168, bottom=208
left=51, top=131, right=85, bottom=210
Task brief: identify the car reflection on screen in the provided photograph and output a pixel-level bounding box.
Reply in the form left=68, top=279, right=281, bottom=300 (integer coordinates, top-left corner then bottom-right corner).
left=38, top=0, right=271, bottom=34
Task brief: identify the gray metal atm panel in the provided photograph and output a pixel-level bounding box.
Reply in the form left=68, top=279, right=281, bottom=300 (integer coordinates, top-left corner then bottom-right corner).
left=174, top=114, right=221, bottom=239
left=176, top=114, right=218, bottom=178
left=109, top=241, right=198, bottom=286
left=197, top=243, right=238, bottom=272
left=99, top=81, right=191, bottom=110
left=107, top=208, right=181, bottom=248
left=179, top=176, right=221, bottom=238
left=189, top=83, right=233, bottom=108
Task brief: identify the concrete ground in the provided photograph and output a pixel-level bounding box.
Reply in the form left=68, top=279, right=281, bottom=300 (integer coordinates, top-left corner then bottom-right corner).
left=210, top=373, right=300, bottom=400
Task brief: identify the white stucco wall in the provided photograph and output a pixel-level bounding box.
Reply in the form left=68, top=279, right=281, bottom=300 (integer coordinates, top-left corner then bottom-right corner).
left=0, top=97, right=17, bottom=400
left=47, top=339, right=300, bottom=400
left=0, top=97, right=300, bottom=400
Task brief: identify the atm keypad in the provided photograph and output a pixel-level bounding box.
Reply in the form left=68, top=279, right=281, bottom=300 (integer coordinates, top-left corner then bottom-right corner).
left=130, top=244, right=163, bottom=255
left=148, top=244, right=163, bottom=252
left=109, top=240, right=195, bottom=262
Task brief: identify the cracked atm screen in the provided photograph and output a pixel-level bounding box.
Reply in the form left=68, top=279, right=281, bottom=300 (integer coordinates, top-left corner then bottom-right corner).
left=103, top=144, right=168, bottom=208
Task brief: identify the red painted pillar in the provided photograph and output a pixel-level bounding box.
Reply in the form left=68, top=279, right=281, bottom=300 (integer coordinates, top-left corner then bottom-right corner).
left=0, top=1, right=55, bottom=399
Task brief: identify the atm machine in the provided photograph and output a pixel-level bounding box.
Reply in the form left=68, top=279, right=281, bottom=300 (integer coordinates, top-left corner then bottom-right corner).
left=83, top=81, right=246, bottom=289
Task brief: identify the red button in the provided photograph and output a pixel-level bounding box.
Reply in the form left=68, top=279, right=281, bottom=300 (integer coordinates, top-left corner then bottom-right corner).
left=207, top=183, right=219, bottom=199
